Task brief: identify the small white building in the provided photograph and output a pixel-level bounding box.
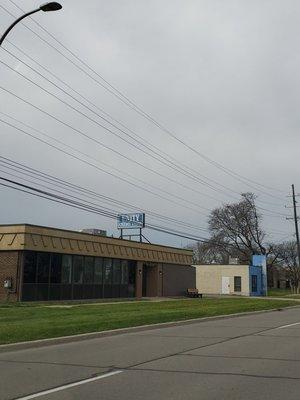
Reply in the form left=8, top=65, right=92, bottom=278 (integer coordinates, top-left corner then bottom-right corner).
left=194, top=264, right=263, bottom=296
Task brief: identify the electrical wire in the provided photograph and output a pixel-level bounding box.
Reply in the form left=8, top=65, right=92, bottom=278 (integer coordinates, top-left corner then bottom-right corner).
left=0, top=115, right=215, bottom=216
left=3, top=40, right=283, bottom=209
left=0, top=71, right=288, bottom=218
left=3, top=1, right=285, bottom=197
left=0, top=55, right=242, bottom=204
left=0, top=176, right=212, bottom=242
left=0, top=156, right=209, bottom=233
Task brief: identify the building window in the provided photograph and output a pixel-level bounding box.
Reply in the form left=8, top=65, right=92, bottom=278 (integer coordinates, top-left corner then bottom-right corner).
left=50, top=254, right=62, bottom=283
left=84, top=257, right=94, bottom=284
left=22, top=251, right=136, bottom=301
left=234, top=276, right=242, bottom=292
left=104, top=258, right=112, bottom=284
left=113, top=259, right=121, bottom=285
left=94, top=258, right=103, bottom=283
left=73, top=256, right=84, bottom=284
left=121, top=260, right=129, bottom=285
left=61, top=255, right=72, bottom=284
left=252, top=275, right=258, bottom=292
left=36, top=253, right=50, bottom=283
left=23, top=252, right=36, bottom=283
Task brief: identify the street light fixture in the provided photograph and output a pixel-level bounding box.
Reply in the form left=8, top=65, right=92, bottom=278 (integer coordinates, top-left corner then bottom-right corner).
left=40, top=2, right=63, bottom=12
left=0, top=2, right=62, bottom=47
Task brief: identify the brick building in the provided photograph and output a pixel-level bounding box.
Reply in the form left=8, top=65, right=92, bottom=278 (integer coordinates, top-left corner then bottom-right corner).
left=0, top=224, right=194, bottom=302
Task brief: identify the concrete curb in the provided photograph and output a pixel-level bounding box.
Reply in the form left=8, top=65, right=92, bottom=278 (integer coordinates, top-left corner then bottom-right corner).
left=1, top=305, right=299, bottom=354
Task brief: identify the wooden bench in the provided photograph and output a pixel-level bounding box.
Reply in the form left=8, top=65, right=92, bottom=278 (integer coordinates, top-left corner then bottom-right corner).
left=186, top=288, right=202, bottom=298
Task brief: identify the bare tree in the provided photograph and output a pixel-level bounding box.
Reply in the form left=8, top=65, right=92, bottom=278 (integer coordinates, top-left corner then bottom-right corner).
left=207, top=193, right=266, bottom=263
left=189, top=240, right=229, bottom=264
left=188, top=193, right=281, bottom=266
left=273, top=241, right=300, bottom=293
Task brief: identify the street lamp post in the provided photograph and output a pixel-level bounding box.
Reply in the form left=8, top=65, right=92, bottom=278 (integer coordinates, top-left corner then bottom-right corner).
left=0, top=2, right=62, bottom=47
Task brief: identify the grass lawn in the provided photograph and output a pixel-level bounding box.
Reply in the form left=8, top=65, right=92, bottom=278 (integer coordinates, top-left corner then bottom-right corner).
left=268, top=288, right=300, bottom=298
left=0, top=297, right=297, bottom=345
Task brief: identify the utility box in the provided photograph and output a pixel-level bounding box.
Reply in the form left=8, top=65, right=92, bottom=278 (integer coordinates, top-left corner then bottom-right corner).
left=4, top=278, right=12, bottom=289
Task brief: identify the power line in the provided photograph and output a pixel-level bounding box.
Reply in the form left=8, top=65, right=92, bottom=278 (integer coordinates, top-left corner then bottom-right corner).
left=0, top=73, right=287, bottom=218
left=0, top=106, right=287, bottom=221
left=3, top=41, right=286, bottom=212
left=2, top=175, right=282, bottom=247
left=4, top=39, right=260, bottom=203
left=3, top=0, right=285, bottom=198
left=0, top=4, right=288, bottom=225
left=0, top=3, right=288, bottom=243
left=0, top=156, right=209, bottom=233
left=0, top=111, right=209, bottom=215
left=0, top=154, right=287, bottom=239
left=0, top=53, right=242, bottom=204
left=0, top=176, right=288, bottom=244
left=0, top=175, right=212, bottom=242
left=0, top=66, right=235, bottom=209
left=0, top=115, right=215, bottom=216
left=0, top=6, right=283, bottom=216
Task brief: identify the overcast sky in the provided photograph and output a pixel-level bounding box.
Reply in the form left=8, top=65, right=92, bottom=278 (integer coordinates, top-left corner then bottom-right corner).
left=0, top=0, right=298, bottom=247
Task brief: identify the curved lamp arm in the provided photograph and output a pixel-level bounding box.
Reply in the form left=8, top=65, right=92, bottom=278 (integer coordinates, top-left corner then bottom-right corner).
left=0, top=8, right=40, bottom=47
left=0, top=3, right=62, bottom=47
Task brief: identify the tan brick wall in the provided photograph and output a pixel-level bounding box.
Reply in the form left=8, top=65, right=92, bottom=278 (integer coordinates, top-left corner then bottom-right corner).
left=0, top=251, right=20, bottom=302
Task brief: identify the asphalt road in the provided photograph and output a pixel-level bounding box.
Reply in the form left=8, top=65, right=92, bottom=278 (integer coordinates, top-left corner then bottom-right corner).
left=1, top=307, right=300, bottom=400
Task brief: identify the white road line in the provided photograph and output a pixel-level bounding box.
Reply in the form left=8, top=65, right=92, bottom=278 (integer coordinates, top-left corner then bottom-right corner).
left=275, top=322, right=300, bottom=329
left=15, top=370, right=123, bottom=400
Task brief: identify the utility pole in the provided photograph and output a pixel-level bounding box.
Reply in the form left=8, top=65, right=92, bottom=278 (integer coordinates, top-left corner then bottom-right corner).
left=290, top=184, right=300, bottom=267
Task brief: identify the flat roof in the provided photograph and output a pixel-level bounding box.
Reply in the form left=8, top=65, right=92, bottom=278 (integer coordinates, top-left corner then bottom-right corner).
left=0, top=224, right=193, bottom=265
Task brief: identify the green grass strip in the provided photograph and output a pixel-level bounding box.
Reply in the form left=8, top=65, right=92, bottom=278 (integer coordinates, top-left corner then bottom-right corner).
left=0, top=298, right=297, bottom=345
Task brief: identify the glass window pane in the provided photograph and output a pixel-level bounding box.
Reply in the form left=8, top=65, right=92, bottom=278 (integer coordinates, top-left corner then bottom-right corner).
left=49, top=285, right=61, bottom=300
left=22, top=284, right=36, bottom=301
left=94, top=258, right=103, bottom=283
left=113, top=260, right=121, bottom=285
left=73, top=256, right=84, bottom=284
left=84, top=257, right=94, bottom=283
left=128, top=261, right=136, bottom=284
left=104, top=258, right=112, bottom=284
left=50, top=254, right=62, bottom=284
left=121, top=260, right=128, bottom=284
left=61, top=284, right=72, bottom=300
left=234, top=276, right=241, bottom=292
left=37, top=253, right=50, bottom=283
left=252, top=275, right=257, bottom=292
left=23, top=252, right=36, bottom=283
left=61, top=255, right=72, bottom=284
left=36, top=284, right=48, bottom=301
left=128, top=261, right=136, bottom=298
